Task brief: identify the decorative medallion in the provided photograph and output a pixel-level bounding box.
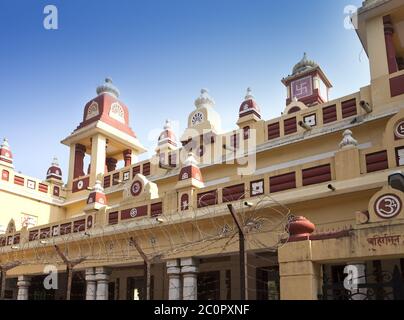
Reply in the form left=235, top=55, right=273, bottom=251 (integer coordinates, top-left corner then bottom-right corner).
left=77, top=180, right=84, bottom=190
left=181, top=172, right=189, bottom=180
left=303, top=114, right=316, bottom=127
left=86, top=101, right=99, bottom=120
left=109, top=102, right=125, bottom=124
left=251, top=180, right=264, bottom=196
left=130, top=180, right=142, bottom=196
left=374, top=194, right=402, bottom=219
left=130, top=208, right=138, bottom=218
left=395, top=120, right=404, bottom=139
left=27, top=180, right=36, bottom=190
left=291, top=76, right=313, bottom=100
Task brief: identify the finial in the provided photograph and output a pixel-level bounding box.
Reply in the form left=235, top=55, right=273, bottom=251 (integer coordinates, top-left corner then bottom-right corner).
left=51, top=156, right=59, bottom=167
left=184, top=152, right=198, bottom=166
left=93, top=180, right=104, bottom=192
left=339, top=130, right=358, bottom=149
left=195, top=88, right=215, bottom=109
left=245, top=87, right=254, bottom=100
left=292, top=52, right=318, bottom=75
left=1, top=138, right=9, bottom=148
left=96, top=77, right=120, bottom=98
left=164, top=119, right=172, bottom=130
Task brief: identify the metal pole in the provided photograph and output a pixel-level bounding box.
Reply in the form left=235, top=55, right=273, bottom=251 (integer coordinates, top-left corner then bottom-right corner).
left=66, top=265, right=73, bottom=300
left=0, top=269, right=5, bottom=300
left=227, top=204, right=248, bottom=300
left=132, top=238, right=151, bottom=300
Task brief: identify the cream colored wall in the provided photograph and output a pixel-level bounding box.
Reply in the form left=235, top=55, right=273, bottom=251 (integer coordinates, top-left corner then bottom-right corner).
left=0, top=191, right=64, bottom=230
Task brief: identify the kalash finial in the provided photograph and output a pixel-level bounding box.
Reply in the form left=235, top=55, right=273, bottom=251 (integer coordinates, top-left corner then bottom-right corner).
left=51, top=156, right=59, bottom=167
left=245, top=87, right=254, bottom=100
left=96, top=77, right=120, bottom=98
left=195, top=88, right=215, bottom=109
left=339, top=129, right=358, bottom=149
left=164, top=119, right=172, bottom=130
left=1, top=138, right=9, bottom=148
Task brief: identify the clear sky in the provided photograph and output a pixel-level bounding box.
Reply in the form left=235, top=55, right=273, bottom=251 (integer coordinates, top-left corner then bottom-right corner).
left=0, top=0, right=368, bottom=179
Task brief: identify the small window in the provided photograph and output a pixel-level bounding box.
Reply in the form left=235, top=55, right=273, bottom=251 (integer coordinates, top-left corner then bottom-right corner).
left=396, top=147, right=404, bottom=166
left=243, top=126, right=250, bottom=140
left=366, top=151, right=388, bottom=173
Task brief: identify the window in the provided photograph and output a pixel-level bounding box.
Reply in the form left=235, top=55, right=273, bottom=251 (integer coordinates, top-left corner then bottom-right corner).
left=269, top=172, right=296, bottom=193
left=222, top=184, right=245, bottom=202
left=323, top=105, right=337, bottom=124
left=243, top=126, right=250, bottom=140
left=302, top=164, right=331, bottom=186
left=284, top=117, right=297, bottom=135
left=268, top=122, right=280, bottom=140
left=366, top=151, right=388, bottom=173
left=341, top=99, right=357, bottom=118
left=396, top=147, right=404, bottom=166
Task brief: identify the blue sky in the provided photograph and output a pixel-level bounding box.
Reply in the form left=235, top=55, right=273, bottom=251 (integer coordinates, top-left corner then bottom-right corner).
left=0, top=0, right=368, bottom=179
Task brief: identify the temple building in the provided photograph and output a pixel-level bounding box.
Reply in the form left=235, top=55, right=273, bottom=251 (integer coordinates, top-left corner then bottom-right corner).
left=1, top=0, right=404, bottom=300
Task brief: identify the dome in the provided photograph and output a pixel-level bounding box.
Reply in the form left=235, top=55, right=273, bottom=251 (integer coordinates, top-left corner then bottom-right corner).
left=239, top=87, right=261, bottom=118
left=292, top=53, right=318, bottom=75
left=96, top=78, right=120, bottom=98
left=46, top=157, right=62, bottom=180
left=158, top=120, right=177, bottom=146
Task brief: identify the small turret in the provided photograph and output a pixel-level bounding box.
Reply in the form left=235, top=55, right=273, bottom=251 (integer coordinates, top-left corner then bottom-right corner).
left=0, top=138, right=13, bottom=168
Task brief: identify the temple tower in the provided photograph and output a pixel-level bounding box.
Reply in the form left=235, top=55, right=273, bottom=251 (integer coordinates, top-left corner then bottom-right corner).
left=62, top=78, right=146, bottom=192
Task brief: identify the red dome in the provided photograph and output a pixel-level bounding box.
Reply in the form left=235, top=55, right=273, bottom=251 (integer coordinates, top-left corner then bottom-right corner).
left=239, top=88, right=261, bottom=119
left=158, top=120, right=177, bottom=147
left=46, top=157, right=62, bottom=180
left=0, top=138, right=13, bottom=165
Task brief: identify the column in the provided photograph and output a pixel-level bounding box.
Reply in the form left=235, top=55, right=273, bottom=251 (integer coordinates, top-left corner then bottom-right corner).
left=95, top=267, right=110, bottom=300
left=123, top=149, right=132, bottom=167
left=181, top=258, right=199, bottom=300
left=89, top=134, right=107, bottom=186
left=106, top=158, right=118, bottom=172
left=17, top=276, right=31, bottom=300
left=73, top=144, right=86, bottom=179
left=166, top=259, right=181, bottom=300
left=383, top=15, right=398, bottom=74
left=85, top=268, right=97, bottom=300
left=279, top=240, right=322, bottom=300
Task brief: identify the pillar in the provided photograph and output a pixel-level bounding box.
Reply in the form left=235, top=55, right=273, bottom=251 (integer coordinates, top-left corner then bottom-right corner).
left=73, top=144, right=86, bottom=179
left=123, top=149, right=132, bottom=167
left=383, top=15, right=398, bottom=74
left=85, top=268, right=97, bottom=300
left=89, top=134, right=106, bottom=186
left=181, top=258, right=199, bottom=300
left=95, top=267, right=110, bottom=300
left=106, top=158, right=118, bottom=172
left=278, top=240, right=322, bottom=300
left=167, top=259, right=181, bottom=300
left=17, top=276, right=31, bottom=300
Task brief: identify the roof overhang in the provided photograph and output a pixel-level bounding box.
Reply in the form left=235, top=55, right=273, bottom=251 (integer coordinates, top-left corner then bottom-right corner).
left=61, top=120, right=147, bottom=154
left=357, top=0, right=402, bottom=55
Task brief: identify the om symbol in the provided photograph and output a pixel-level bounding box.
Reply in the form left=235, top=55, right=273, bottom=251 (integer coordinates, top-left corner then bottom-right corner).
left=375, top=194, right=402, bottom=219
